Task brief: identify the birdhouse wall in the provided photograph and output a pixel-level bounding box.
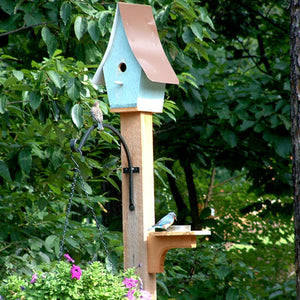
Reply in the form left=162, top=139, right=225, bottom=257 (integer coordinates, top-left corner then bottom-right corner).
left=137, top=71, right=165, bottom=112
left=103, top=8, right=142, bottom=109
left=97, top=3, right=173, bottom=113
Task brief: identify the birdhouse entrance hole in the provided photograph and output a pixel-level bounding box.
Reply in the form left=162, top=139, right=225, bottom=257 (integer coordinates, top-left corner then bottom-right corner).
left=119, top=62, right=127, bottom=72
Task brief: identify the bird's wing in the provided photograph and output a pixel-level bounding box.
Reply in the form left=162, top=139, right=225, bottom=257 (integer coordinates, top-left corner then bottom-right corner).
left=155, top=214, right=173, bottom=226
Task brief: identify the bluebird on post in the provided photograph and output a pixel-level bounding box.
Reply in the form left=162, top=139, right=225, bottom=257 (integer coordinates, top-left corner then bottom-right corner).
left=90, top=100, right=104, bottom=130
left=148, top=212, right=177, bottom=231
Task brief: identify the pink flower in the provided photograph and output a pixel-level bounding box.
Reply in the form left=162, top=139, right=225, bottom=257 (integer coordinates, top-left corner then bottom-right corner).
left=64, top=253, right=75, bottom=263
left=70, top=264, right=82, bottom=280
left=122, top=277, right=138, bottom=288
left=126, top=289, right=136, bottom=300
left=140, top=289, right=151, bottom=299
left=30, top=273, right=38, bottom=284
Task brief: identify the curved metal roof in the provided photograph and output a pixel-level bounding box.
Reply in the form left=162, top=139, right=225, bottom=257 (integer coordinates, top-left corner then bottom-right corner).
left=92, top=2, right=179, bottom=86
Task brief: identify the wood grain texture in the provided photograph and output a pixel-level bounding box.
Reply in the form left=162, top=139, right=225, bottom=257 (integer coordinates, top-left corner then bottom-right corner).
left=120, top=112, right=156, bottom=298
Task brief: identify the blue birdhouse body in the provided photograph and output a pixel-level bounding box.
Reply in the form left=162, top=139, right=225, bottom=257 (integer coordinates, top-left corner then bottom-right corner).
left=92, top=2, right=178, bottom=113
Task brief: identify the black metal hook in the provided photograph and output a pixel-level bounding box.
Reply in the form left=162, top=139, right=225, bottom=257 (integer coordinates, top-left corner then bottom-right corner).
left=70, top=124, right=136, bottom=211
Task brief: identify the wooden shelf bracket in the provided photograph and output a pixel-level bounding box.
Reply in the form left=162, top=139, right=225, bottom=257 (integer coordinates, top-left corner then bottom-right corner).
left=147, top=230, right=211, bottom=273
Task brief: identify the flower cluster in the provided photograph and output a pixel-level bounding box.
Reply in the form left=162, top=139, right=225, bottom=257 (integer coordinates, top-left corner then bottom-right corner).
left=28, top=253, right=82, bottom=284
left=64, top=253, right=82, bottom=280
left=30, top=273, right=38, bottom=284
left=122, top=277, right=151, bottom=300
left=0, top=255, right=151, bottom=299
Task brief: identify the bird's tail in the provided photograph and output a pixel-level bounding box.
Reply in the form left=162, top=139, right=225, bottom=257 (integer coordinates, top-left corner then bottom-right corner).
left=98, top=123, right=104, bottom=130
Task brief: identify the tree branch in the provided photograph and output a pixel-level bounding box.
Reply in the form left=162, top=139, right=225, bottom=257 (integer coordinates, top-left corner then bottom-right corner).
left=241, top=2, right=286, bottom=33
left=0, top=20, right=59, bottom=38
left=236, top=38, right=270, bottom=75
left=205, top=166, right=215, bottom=207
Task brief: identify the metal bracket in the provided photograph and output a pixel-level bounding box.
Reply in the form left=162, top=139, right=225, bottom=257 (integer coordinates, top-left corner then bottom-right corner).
left=123, top=167, right=140, bottom=174
left=70, top=123, right=136, bottom=211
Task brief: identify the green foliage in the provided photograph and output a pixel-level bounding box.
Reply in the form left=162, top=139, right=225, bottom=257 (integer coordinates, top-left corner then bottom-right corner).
left=158, top=244, right=255, bottom=300
left=0, top=260, right=145, bottom=299
left=155, top=167, right=294, bottom=299
left=0, top=0, right=294, bottom=299
left=159, top=237, right=295, bottom=299
left=154, top=0, right=291, bottom=196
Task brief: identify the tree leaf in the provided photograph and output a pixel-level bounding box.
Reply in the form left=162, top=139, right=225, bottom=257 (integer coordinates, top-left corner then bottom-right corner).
left=71, top=103, right=83, bottom=129
left=65, top=237, right=80, bottom=249
left=157, top=280, right=171, bottom=296
left=41, top=27, right=57, bottom=57
left=74, top=16, right=87, bottom=40
left=18, top=149, right=32, bottom=174
left=105, top=176, right=120, bottom=192
left=98, top=10, right=111, bottom=36
left=221, top=130, right=237, bottom=147
left=182, top=27, right=195, bottom=44
left=88, top=20, right=100, bottom=42
left=0, top=95, right=7, bottom=114
left=45, top=235, right=59, bottom=253
left=47, top=183, right=61, bottom=194
left=60, top=1, right=71, bottom=25
left=0, top=160, right=12, bottom=182
left=38, top=251, right=51, bottom=264
left=67, top=77, right=81, bottom=100
left=3, top=77, right=18, bottom=88
left=191, top=23, right=203, bottom=40
left=240, top=120, right=255, bottom=131
left=199, top=7, right=215, bottom=29
left=12, top=70, right=24, bottom=81
left=226, top=287, right=239, bottom=300
left=28, top=91, right=41, bottom=110
left=79, top=180, right=93, bottom=195
left=47, top=70, right=62, bottom=89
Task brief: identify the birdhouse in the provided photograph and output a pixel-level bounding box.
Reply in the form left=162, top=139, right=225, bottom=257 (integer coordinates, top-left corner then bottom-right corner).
left=92, top=2, right=179, bottom=113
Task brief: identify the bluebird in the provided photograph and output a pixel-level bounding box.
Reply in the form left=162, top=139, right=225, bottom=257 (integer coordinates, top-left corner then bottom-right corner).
left=90, top=100, right=103, bottom=130
left=148, top=212, right=177, bottom=231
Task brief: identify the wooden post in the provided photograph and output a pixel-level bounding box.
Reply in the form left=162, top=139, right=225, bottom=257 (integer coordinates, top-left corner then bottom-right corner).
left=120, top=112, right=157, bottom=298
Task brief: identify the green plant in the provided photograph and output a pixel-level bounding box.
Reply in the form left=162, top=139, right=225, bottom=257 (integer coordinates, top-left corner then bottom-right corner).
left=157, top=243, right=255, bottom=300
left=0, top=255, right=151, bottom=300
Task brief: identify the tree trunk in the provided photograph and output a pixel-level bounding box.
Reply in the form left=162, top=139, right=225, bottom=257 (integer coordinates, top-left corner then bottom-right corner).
left=179, top=152, right=200, bottom=229
left=290, top=1, right=300, bottom=297
left=165, top=160, right=189, bottom=224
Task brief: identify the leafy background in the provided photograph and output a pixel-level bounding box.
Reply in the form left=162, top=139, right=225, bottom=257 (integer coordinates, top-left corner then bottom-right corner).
left=0, top=0, right=293, bottom=299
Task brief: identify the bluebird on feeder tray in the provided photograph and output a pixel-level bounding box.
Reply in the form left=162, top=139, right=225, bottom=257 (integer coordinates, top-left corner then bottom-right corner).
left=148, top=212, right=177, bottom=231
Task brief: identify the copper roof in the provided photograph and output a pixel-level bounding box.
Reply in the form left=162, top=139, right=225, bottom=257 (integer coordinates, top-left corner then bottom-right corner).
left=93, top=2, right=179, bottom=85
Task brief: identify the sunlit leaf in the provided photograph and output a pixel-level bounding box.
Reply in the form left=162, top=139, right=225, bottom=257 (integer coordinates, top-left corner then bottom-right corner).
left=12, top=70, right=24, bottom=81
left=47, top=70, right=62, bottom=89
left=41, top=27, right=57, bottom=57
left=191, top=23, right=203, bottom=41
left=74, top=16, right=87, bottom=40
left=71, top=103, right=83, bottom=129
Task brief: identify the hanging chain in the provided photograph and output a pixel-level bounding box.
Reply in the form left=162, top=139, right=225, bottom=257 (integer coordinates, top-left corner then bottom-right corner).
left=59, top=154, right=115, bottom=273
left=58, top=163, right=78, bottom=261
left=75, top=162, right=114, bottom=269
